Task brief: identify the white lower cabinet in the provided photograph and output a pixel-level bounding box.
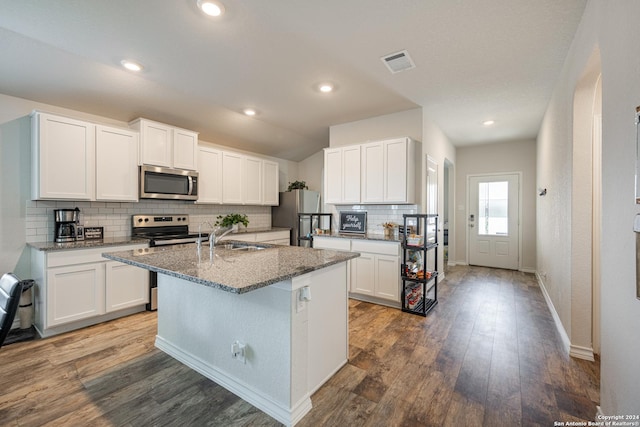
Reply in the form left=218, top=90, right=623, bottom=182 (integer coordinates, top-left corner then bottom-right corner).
left=46, top=262, right=105, bottom=327
left=32, top=243, right=149, bottom=337
left=313, top=236, right=401, bottom=305
left=105, top=261, right=150, bottom=312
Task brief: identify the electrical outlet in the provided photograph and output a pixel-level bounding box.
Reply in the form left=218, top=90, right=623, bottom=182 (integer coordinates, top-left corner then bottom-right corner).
left=231, top=340, right=246, bottom=364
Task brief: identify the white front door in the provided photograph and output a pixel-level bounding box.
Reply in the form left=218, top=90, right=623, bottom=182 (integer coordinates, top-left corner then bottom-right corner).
left=468, top=174, right=519, bottom=270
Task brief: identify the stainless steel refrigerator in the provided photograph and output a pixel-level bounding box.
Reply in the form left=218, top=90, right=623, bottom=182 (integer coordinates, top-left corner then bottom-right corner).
left=271, top=190, right=321, bottom=247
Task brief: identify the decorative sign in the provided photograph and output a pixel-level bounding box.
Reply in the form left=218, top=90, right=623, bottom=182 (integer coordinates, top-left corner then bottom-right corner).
left=84, top=227, right=104, bottom=240
left=339, top=211, right=367, bottom=234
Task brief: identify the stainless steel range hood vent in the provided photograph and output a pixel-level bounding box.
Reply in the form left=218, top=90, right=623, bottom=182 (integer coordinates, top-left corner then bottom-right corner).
left=381, top=50, right=415, bottom=74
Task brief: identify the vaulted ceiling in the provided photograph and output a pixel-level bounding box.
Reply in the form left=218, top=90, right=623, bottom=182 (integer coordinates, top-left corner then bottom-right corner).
left=0, top=0, right=587, bottom=161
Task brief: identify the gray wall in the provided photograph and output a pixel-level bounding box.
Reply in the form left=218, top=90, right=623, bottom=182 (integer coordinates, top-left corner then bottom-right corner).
left=538, top=0, right=640, bottom=414
left=455, top=139, right=537, bottom=271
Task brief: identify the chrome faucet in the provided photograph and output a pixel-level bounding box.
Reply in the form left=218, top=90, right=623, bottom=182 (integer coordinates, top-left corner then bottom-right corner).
left=197, top=221, right=215, bottom=264
left=197, top=222, right=236, bottom=264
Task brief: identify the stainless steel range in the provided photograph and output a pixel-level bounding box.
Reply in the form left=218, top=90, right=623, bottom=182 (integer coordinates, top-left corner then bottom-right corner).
left=132, top=214, right=208, bottom=310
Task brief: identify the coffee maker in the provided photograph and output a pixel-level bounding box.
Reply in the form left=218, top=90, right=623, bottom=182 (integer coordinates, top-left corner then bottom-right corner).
left=54, top=208, right=81, bottom=243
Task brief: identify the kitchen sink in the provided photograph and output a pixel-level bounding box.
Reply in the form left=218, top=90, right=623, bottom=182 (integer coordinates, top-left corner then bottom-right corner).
left=222, top=243, right=267, bottom=251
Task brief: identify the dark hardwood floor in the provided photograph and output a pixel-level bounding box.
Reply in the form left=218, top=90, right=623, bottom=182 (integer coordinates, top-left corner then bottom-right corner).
left=0, top=266, right=599, bottom=426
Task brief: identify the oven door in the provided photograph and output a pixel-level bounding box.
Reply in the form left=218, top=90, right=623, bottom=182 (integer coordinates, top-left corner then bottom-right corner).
left=140, top=165, right=198, bottom=200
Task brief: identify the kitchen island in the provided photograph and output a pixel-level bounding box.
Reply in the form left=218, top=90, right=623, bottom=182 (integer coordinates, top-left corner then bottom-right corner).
left=103, top=242, right=359, bottom=427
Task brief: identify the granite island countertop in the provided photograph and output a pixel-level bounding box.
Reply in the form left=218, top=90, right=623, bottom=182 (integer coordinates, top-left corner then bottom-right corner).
left=102, top=241, right=359, bottom=294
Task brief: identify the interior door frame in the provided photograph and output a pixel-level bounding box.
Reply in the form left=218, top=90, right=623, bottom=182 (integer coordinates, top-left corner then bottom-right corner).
left=466, top=171, right=523, bottom=270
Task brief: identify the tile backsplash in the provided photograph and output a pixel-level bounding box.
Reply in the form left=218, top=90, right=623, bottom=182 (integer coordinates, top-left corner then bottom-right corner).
left=26, top=200, right=271, bottom=243
left=330, top=204, right=419, bottom=235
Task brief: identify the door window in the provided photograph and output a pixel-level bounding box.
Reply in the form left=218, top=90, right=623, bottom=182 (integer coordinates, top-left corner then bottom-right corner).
left=478, top=181, right=508, bottom=236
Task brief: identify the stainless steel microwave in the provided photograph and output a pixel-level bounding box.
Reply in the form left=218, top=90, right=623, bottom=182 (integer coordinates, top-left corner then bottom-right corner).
left=139, top=165, right=198, bottom=200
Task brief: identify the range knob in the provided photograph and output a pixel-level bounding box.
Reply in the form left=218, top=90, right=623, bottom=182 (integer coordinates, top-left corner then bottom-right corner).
left=144, top=218, right=149, bottom=222
left=137, top=218, right=143, bottom=223
left=177, top=217, right=182, bottom=222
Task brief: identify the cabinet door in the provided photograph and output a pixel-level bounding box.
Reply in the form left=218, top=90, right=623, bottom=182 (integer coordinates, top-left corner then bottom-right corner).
left=262, top=160, right=279, bottom=205
left=105, top=261, right=149, bottom=313
left=350, top=253, right=375, bottom=295
left=222, top=151, right=244, bottom=204
left=173, top=128, right=198, bottom=170
left=243, top=156, right=263, bottom=205
left=324, top=148, right=342, bottom=203
left=33, top=113, right=95, bottom=200
left=47, top=263, right=105, bottom=327
left=96, top=125, right=139, bottom=201
left=342, top=145, right=361, bottom=203
left=384, top=138, right=409, bottom=202
left=198, top=146, right=223, bottom=203
left=374, top=254, right=400, bottom=301
left=139, top=120, right=172, bottom=167
left=361, top=142, right=384, bottom=203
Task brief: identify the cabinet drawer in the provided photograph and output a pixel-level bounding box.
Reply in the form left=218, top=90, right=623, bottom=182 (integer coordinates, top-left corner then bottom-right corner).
left=313, top=237, right=351, bottom=251
left=351, top=240, right=399, bottom=256
left=47, top=243, right=148, bottom=267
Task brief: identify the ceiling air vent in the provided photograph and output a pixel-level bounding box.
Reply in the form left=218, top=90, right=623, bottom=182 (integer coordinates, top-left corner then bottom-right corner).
left=381, top=50, right=415, bottom=74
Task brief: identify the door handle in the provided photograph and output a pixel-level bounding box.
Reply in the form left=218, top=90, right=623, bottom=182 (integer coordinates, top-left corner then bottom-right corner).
left=469, top=224, right=474, bottom=228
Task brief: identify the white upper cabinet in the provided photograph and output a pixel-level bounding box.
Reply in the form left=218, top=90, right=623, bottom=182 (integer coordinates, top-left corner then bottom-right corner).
left=363, top=137, right=416, bottom=204
left=216, top=150, right=279, bottom=206
left=197, top=146, right=223, bottom=204
left=324, top=145, right=361, bottom=204
left=243, top=156, right=263, bottom=205
left=130, top=118, right=198, bottom=171
left=262, top=160, right=279, bottom=206
left=361, top=142, right=384, bottom=203
left=383, top=137, right=415, bottom=203
left=222, top=151, right=244, bottom=204
left=32, top=112, right=96, bottom=201
left=95, top=125, right=139, bottom=202
left=32, top=112, right=140, bottom=202
left=173, top=128, right=199, bottom=170
left=325, top=137, right=417, bottom=205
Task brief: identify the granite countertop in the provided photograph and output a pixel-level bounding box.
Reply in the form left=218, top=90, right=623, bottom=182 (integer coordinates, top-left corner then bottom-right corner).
left=102, top=241, right=359, bottom=294
left=27, top=227, right=291, bottom=252
left=314, top=232, right=401, bottom=243
left=28, top=237, right=149, bottom=252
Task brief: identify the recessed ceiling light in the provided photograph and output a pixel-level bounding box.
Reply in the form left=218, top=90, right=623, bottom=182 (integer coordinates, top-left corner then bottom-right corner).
left=483, top=120, right=495, bottom=126
left=318, top=83, right=334, bottom=93
left=120, top=60, right=143, bottom=72
left=197, top=0, right=225, bottom=17
left=243, top=108, right=257, bottom=117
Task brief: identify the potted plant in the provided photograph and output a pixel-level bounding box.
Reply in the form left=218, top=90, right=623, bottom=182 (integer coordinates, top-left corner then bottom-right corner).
left=215, top=213, right=249, bottom=232
left=381, top=222, right=397, bottom=239
left=287, top=180, right=308, bottom=191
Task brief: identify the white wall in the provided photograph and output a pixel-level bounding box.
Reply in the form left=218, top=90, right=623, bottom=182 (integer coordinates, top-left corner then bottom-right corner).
left=329, top=108, right=422, bottom=147
left=454, top=139, right=537, bottom=271
left=538, top=0, right=640, bottom=414
left=297, top=150, right=324, bottom=194
left=421, top=116, right=456, bottom=275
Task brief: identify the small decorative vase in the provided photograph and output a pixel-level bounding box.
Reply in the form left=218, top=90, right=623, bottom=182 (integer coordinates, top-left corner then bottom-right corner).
left=232, top=224, right=239, bottom=233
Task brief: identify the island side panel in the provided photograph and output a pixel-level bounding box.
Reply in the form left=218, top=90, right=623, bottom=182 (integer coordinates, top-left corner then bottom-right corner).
left=155, top=274, right=296, bottom=422
left=299, top=262, right=349, bottom=394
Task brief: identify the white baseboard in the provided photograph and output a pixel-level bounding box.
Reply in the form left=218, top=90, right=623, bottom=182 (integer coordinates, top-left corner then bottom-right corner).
left=155, top=335, right=311, bottom=427
left=535, top=273, right=595, bottom=361
left=349, top=293, right=401, bottom=309
left=570, top=344, right=595, bottom=361
left=519, top=267, right=536, bottom=274
left=535, top=272, right=571, bottom=355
